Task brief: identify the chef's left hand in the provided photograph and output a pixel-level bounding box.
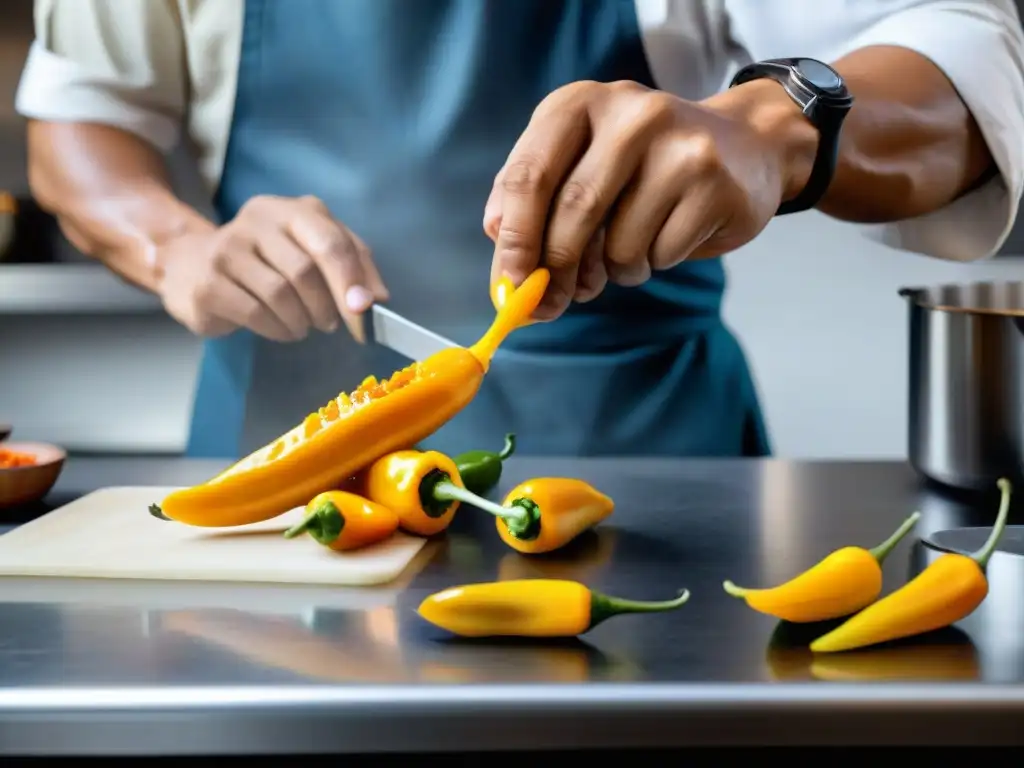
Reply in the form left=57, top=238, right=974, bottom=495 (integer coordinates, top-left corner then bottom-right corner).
left=484, top=79, right=817, bottom=319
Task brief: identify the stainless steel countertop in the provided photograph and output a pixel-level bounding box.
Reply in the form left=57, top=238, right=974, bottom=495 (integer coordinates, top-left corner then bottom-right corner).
left=2, top=457, right=1024, bottom=753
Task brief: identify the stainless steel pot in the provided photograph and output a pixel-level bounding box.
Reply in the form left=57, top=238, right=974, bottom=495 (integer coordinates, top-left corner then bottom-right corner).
left=901, top=281, right=1024, bottom=489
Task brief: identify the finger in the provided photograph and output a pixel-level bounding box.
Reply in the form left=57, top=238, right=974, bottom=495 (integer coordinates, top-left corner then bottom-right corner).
left=222, top=248, right=311, bottom=340
left=288, top=205, right=374, bottom=342
left=257, top=229, right=340, bottom=333
left=347, top=230, right=389, bottom=301
left=542, top=131, right=646, bottom=283
left=483, top=167, right=503, bottom=240
left=573, top=228, right=607, bottom=303
left=603, top=166, right=679, bottom=287
left=492, top=106, right=589, bottom=285
left=203, top=273, right=294, bottom=342
left=648, top=195, right=720, bottom=271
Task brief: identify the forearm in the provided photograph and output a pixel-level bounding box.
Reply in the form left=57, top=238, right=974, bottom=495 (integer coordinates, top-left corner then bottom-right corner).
left=26, top=121, right=214, bottom=292
left=822, top=45, right=994, bottom=223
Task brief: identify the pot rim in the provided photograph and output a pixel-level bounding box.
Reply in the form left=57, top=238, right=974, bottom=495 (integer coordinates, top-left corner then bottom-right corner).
left=898, top=282, right=1024, bottom=318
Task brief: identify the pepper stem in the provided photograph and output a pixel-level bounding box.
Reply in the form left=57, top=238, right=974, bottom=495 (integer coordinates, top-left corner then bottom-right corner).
left=589, top=588, right=690, bottom=630
left=283, top=501, right=345, bottom=545
left=867, top=511, right=922, bottom=563
left=970, top=478, right=1013, bottom=569
left=148, top=504, right=170, bottom=521
left=469, top=268, right=550, bottom=370
left=721, top=580, right=749, bottom=598
left=431, top=480, right=530, bottom=525
left=498, top=433, right=516, bottom=461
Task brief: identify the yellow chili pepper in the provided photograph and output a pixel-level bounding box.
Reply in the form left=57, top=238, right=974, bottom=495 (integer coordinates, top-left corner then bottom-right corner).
left=282, top=490, right=399, bottom=551
left=810, top=478, right=1012, bottom=653
left=354, top=449, right=468, bottom=537
left=148, top=269, right=549, bottom=528
left=721, top=510, right=921, bottom=623
left=416, top=579, right=689, bottom=638
left=438, top=477, right=614, bottom=554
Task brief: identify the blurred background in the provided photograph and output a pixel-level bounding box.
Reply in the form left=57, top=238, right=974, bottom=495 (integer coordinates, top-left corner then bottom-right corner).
left=1, top=0, right=1022, bottom=460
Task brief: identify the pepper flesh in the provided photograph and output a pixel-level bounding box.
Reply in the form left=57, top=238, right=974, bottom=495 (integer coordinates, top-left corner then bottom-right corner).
left=810, top=478, right=1012, bottom=653
left=355, top=449, right=466, bottom=536
left=453, top=433, right=516, bottom=496
left=149, top=268, right=550, bottom=527
left=417, top=579, right=689, bottom=638
left=282, top=490, right=399, bottom=551
left=722, top=511, right=922, bottom=623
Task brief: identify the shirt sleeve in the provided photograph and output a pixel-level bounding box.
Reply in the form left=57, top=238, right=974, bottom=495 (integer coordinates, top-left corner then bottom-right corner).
left=724, top=0, right=1024, bottom=262
left=15, top=0, right=187, bottom=153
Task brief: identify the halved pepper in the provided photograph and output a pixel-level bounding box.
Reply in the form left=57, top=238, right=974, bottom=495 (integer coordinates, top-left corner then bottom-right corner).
left=283, top=490, right=399, bottom=551
left=148, top=268, right=550, bottom=528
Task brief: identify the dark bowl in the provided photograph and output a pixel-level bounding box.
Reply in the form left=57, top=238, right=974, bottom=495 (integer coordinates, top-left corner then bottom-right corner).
left=0, top=441, right=66, bottom=509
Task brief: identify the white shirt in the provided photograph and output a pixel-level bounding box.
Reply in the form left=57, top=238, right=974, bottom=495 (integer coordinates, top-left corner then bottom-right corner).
left=14, top=0, right=1024, bottom=262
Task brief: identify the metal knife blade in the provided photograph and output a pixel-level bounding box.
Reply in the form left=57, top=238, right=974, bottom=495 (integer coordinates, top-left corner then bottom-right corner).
left=367, top=304, right=459, bottom=361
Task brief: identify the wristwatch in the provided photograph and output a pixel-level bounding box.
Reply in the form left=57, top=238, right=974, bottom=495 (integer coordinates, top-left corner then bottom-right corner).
left=729, top=58, right=854, bottom=216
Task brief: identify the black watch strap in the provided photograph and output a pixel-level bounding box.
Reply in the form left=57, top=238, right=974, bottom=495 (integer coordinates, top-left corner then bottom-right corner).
left=730, top=58, right=853, bottom=216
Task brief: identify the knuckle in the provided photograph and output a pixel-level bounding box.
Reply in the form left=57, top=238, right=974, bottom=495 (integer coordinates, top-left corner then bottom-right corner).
left=239, top=194, right=276, bottom=217
left=495, top=223, right=535, bottom=255
left=265, top=275, right=293, bottom=305
left=685, top=130, right=722, bottom=177
left=544, top=244, right=581, bottom=270
left=556, top=179, right=601, bottom=218
left=298, top=195, right=329, bottom=214
left=316, top=233, right=353, bottom=261
left=207, top=247, right=232, bottom=273
left=640, top=92, right=678, bottom=127
left=603, top=244, right=640, bottom=268
left=502, top=158, right=550, bottom=196
left=285, top=257, right=321, bottom=287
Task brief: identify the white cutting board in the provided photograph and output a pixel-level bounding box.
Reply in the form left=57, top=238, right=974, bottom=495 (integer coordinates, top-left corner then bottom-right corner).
left=0, top=487, right=429, bottom=586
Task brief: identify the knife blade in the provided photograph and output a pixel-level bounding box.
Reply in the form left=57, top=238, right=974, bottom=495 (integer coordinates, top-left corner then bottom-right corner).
left=367, top=303, right=459, bottom=361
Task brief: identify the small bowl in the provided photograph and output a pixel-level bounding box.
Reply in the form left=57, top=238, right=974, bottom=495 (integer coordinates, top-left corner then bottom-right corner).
left=0, top=442, right=66, bottom=509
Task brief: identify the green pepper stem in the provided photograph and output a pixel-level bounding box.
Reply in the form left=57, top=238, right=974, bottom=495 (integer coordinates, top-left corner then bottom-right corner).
left=431, top=480, right=528, bottom=524
left=283, top=501, right=345, bottom=545
left=971, top=478, right=1013, bottom=569
left=148, top=504, right=170, bottom=521
left=498, top=433, right=516, bottom=460
left=589, top=588, right=690, bottom=630
left=868, top=511, right=922, bottom=563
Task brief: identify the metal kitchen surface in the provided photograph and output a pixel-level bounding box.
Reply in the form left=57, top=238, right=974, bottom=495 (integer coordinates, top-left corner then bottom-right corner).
left=1, top=457, right=1024, bottom=753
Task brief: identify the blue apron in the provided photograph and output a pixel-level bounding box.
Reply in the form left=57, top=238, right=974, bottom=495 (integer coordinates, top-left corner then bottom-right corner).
left=186, top=0, right=771, bottom=459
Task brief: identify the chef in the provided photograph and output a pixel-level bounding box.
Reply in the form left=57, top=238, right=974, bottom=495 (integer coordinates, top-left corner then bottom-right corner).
left=16, top=0, right=1024, bottom=460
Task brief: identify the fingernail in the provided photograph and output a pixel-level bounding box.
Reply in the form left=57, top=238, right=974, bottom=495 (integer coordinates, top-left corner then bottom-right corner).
left=345, top=286, right=373, bottom=313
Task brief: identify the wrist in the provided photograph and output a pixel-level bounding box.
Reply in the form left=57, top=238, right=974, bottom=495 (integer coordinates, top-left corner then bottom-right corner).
left=703, top=79, right=819, bottom=204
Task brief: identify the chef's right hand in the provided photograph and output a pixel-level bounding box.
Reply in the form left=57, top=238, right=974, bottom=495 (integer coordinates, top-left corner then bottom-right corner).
left=156, top=195, right=389, bottom=342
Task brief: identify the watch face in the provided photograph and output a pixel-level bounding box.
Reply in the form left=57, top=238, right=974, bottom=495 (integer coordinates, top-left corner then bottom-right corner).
left=794, top=58, right=842, bottom=92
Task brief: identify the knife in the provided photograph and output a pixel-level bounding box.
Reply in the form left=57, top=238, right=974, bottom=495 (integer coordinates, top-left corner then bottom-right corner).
left=367, top=303, right=459, bottom=361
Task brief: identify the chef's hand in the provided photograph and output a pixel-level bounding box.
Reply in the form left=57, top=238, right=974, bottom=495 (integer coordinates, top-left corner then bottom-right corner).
left=156, top=195, right=389, bottom=342
left=484, top=79, right=816, bottom=319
